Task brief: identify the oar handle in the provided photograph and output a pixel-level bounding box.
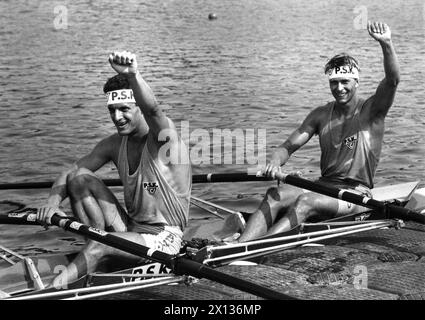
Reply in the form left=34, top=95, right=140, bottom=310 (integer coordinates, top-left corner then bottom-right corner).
left=0, top=210, right=40, bottom=225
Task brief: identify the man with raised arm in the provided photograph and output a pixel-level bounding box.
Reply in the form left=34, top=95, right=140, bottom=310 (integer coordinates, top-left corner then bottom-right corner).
left=238, top=21, right=400, bottom=242
left=37, top=51, right=192, bottom=288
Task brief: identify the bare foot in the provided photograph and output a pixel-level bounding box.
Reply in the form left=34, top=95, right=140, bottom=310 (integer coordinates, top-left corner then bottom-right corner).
left=222, top=232, right=241, bottom=244
left=213, top=213, right=246, bottom=242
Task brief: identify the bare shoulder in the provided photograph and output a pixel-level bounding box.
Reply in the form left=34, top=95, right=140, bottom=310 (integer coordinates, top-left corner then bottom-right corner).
left=147, top=118, right=188, bottom=163
left=98, top=133, right=122, bottom=149
left=160, top=117, right=178, bottom=141
left=166, top=117, right=177, bottom=130
left=94, top=133, right=122, bottom=159
left=146, top=129, right=191, bottom=195
left=313, top=103, right=332, bottom=114
left=75, top=133, right=122, bottom=170
left=304, top=103, right=331, bottom=125
left=150, top=116, right=180, bottom=149
left=359, top=96, right=381, bottom=121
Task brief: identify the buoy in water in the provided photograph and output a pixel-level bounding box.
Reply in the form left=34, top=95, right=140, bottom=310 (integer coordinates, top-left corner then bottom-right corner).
left=208, top=13, right=217, bottom=20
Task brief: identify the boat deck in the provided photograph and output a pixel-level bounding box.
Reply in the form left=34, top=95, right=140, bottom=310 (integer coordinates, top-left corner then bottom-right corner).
left=95, top=220, right=425, bottom=300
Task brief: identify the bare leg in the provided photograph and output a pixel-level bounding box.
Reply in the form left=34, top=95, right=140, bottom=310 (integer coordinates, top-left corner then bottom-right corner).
left=264, top=193, right=340, bottom=236
left=66, top=168, right=127, bottom=231
left=51, top=232, right=147, bottom=290
left=238, top=185, right=303, bottom=242
left=49, top=168, right=130, bottom=288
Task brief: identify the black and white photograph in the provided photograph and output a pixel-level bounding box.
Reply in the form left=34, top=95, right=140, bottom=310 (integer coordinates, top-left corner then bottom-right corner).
left=1, top=0, right=425, bottom=309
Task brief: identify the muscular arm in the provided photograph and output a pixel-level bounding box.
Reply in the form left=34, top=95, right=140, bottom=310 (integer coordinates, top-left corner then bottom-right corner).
left=126, top=72, right=170, bottom=137
left=367, top=21, right=400, bottom=119
left=46, top=137, right=115, bottom=207
left=109, top=52, right=172, bottom=143
left=270, top=108, right=321, bottom=167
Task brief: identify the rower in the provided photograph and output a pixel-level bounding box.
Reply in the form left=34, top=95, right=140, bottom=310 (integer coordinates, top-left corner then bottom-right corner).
left=36, top=51, right=192, bottom=289
left=237, top=21, right=400, bottom=242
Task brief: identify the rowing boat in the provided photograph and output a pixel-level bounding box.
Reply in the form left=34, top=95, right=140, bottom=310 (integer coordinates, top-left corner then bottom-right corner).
left=1, top=174, right=424, bottom=300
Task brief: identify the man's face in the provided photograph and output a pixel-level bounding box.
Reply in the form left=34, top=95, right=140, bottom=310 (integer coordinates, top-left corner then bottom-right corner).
left=329, top=78, right=358, bottom=105
left=107, top=102, right=143, bottom=135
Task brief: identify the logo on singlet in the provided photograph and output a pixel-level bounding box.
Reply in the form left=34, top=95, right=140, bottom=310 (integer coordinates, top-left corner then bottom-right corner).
left=344, top=135, right=357, bottom=150
left=143, top=182, right=159, bottom=195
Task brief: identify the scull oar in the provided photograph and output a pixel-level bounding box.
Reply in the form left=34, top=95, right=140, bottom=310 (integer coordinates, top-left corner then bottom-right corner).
left=273, top=172, right=425, bottom=224
left=0, top=179, right=122, bottom=190
left=0, top=173, right=270, bottom=190
left=2, top=171, right=424, bottom=223
left=1, top=211, right=294, bottom=300
left=193, top=172, right=425, bottom=224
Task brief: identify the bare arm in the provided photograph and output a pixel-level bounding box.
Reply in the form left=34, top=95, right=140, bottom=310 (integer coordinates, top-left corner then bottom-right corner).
left=263, top=108, right=321, bottom=177
left=108, top=51, right=171, bottom=140
left=367, top=21, right=400, bottom=119
left=45, top=137, right=115, bottom=208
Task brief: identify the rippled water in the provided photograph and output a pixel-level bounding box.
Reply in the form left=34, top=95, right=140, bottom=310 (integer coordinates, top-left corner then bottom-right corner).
left=1, top=0, right=425, bottom=249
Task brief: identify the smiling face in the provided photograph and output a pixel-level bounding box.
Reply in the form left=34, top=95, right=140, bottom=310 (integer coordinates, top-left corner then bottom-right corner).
left=324, top=54, right=360, bottom=106
left=107, top=102, right=145, bottom=136
left=329, top=78, right=358, bottom=105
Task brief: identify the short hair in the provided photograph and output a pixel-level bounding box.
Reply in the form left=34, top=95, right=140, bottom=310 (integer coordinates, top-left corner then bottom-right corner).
left=103, top=74, right=130, bottom=93
left=324, top=53, right=360, bottom=75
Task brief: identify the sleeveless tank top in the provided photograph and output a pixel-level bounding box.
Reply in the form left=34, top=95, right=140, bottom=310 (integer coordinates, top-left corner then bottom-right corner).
left=318, top=99, right=378, bottom=188
left=117, top=136, right=191, bottom=231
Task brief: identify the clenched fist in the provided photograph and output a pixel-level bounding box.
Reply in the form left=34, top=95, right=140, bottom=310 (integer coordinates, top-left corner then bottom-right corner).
left=367, top=21, right=392, bottom=43
left=109, top=51, right=138, bottom=75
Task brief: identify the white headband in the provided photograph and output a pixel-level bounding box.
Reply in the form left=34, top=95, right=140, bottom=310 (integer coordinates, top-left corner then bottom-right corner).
left=106, top=89, right=136, bottom=105
left=328, top=65, right=359, bottom=80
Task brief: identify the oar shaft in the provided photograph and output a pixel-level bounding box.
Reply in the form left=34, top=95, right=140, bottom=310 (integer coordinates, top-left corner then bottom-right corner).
left=0, top=179, right=122, bottom=190
left=51, top=215, right=174, bottom=266
left=192, top=173, right=270, bottom=183
left=0, top=181, right=53, bottom=190
left=0, top=174, right=269, bottom=190
left=2, top=171, right=423, bottom=223
left=174, top=258, right=290, bottom=299
left=276, top=172, right=425, bottom=224
left=49, top=215, right=293, bottom=300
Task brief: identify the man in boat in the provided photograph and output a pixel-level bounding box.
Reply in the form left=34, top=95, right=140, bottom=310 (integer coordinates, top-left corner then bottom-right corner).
left=36, top=51, right=192, bottom=288
left=237, top=21, right=400, bottom=242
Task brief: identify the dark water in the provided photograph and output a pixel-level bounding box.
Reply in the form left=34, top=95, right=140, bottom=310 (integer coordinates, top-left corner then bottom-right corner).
left=1, top=0, right=425, bottom=250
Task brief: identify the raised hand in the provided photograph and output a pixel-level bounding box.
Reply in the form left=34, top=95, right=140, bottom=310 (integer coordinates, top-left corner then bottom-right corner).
left=367, top=21, right=391, bottom=43
left=108, top=51, right=138, bottom=75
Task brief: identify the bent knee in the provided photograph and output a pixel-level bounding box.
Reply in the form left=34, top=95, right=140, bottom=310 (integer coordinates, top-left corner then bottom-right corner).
left=67, top=167, right=95, bottom=181
left=265, top=187, right=281, bottom=202
left=66, top=168, right=98, bottom=194
left=84, top=240, right=109, bottom=260
left=293, top=194, right=318, bottom=220
left=263, top=185, right=304, bottom=206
